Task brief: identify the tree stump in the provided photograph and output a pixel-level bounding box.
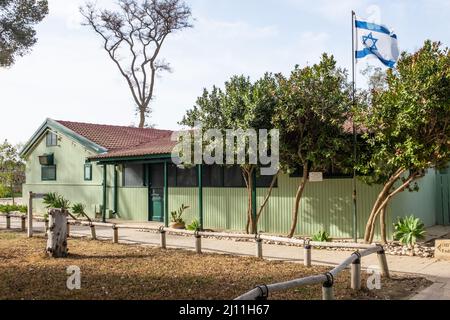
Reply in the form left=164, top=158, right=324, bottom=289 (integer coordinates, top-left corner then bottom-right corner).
left=46, top=209, right=68, bottom=258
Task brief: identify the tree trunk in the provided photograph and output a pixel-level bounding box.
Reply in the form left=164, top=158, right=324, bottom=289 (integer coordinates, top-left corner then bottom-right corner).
left=380, top=205, right=388, bottom=244
left=365, top=170, right=419, bottom=243
left=288, top=163, right=308, bottom=238
left=255, top=171, right=279, bottom=226
left=138, top=106, right=146, bottom=128
left=11, top=183, right=15, bottom=206
left=364, top=169, right=405, bottom=243
left=367, top=194, right=386, bottom=243
left=248, top=169, right=257, bottom=234
left=46, top=209, right=68, bottom=258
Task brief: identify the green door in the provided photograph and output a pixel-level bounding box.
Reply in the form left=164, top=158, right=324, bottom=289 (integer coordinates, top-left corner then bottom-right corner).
left=437, top=170, right=450, bottom=225
left=148, top=163, right=165, bottom=222
left=150, top=188, right=164, bottom=222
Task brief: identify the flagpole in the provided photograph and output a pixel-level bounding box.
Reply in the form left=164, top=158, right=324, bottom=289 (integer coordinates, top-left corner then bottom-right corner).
left=351, top=10, right=358, bottom=243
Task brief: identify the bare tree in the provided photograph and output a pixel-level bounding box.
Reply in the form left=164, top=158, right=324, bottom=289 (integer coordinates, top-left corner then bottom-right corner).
left=80, top=0, right=192, bottom=128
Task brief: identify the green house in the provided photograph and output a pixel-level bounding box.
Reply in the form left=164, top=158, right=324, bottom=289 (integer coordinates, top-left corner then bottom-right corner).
left=20, top=118, right=448, bottom=239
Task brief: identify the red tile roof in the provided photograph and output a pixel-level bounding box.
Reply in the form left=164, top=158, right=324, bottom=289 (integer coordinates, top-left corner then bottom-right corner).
left=55, top=120, right=175, bottom=160
left=91, top=137, right=178, bottom=160
left=56, top=120, right=173, bottom=150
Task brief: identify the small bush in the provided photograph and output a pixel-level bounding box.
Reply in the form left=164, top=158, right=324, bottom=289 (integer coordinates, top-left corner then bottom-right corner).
left=170, top=204, right=190, bottom=224
left=0, top=204, right=27, bottom=214
left=393, top=215, right=426, bottom=247
left=186, top=219, right=200, bottom=231
left=312, top=231, right=331, bottom=242
left=43, top=193, right=70, bottom=210
left=71, top=203, right=91, bottom=221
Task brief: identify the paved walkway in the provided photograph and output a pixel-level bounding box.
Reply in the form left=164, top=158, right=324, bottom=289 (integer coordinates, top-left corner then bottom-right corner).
left=1, top=218, right=450, bottom=300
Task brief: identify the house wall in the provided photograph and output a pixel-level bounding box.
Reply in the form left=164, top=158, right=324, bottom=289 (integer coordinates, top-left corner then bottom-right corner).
left=22, top=130, right=114, bottom=218
left=22, top=129, right=439, bottom=239
left=111, top=171, right=437, bottom=240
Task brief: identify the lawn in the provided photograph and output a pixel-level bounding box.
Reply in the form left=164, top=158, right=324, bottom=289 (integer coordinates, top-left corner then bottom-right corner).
left=0, top=230, right=431, bottom=300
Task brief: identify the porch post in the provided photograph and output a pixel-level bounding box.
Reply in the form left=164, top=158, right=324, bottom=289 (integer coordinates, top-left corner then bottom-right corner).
left=164, top=161, right=169, bottom=227
left=113, top=165, right=118, bottom=214
left=197, top=164, right=204, bottom=230
left=102, top=164, right=107, bottom=223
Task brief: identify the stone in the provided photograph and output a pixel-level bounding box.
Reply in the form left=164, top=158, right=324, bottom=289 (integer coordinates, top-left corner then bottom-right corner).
left=435, top=240, right=450, bottom=261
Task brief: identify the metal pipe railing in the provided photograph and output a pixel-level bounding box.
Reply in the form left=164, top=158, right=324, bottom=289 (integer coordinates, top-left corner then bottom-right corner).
left=235, top=246, right=384, bottom=300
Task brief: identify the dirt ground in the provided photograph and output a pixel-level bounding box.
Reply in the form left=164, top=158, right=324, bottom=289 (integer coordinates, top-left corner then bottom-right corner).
left=0, top=230, right=431, bottom=300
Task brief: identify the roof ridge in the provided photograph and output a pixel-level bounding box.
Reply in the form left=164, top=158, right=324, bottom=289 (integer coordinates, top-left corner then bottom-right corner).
left=55, top=119, right=173, bottom=133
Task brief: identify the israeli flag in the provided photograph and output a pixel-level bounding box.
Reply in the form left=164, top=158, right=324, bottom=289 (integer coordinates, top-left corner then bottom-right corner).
left=355, top=18, right=399, bottom=68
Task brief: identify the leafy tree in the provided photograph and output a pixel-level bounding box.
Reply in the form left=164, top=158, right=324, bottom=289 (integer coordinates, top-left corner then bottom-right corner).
left=0, top=0, right=48, bottom=67
left=358, top=41, right=450, bottom=244
left=273, top=54, right=352, bottom=238
left=0, top=140, right=25, bottom=204
left=80, top=0, right=193, bottom=128
left=181, top=74, right=279, bottom=234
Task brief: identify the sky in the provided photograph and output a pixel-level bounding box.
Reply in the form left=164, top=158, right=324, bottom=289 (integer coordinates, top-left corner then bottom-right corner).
left=0, top=0, right=449, bottom=145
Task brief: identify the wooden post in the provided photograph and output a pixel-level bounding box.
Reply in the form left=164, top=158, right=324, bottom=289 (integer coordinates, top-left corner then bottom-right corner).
left=46, top=209, right=68, bottom=258
left=6, top=214, right=10, bottom=229
left=195, top=234, right=202, bottom=254
left=256, top=238, right=263, bottom=259
left=21, top=216, right=26, bottom=232
left=27, top=191, right=33, bottom=238
left=351, top=258, right=362, bottom=290
left=66, top=222, right=70, bottom=237
left=304, top=244, right=312, bottom=267
left=377, top=248, right=390, bottom=278
left=90, top=224, right=97, bottom=240
left=113, top=226, right=119, bottom=244
left=160, top=230, right=167, bottom=249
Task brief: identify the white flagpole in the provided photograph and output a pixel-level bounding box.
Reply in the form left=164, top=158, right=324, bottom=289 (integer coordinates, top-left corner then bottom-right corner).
left=351, top=10, right=358, bottom=242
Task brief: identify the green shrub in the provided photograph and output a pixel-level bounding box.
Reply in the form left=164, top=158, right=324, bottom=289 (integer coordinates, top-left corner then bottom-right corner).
left=312, top=230, right=331, bottom=242
left=0, top=184, right=10, bottom=198
left=186, top=219, right=200, bottom=231
left=71, top=203, right=91, bottom=221
left=43, top=193, right=70, bottom=210
left=0, top=204, right=27, bottom=214
left=170, top=204, right=190, bottom=224
left=393, top=216, right=426, bottom=247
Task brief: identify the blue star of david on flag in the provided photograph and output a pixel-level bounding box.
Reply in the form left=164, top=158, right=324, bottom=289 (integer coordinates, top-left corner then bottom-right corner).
left=355, top=18, right=399, bottom=68
left=362, top=32, right=378, bottom=52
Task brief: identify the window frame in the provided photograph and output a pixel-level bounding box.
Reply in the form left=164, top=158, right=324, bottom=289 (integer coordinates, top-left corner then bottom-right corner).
left=84, top=163, right=93, bottom=181
left=46, top=131, right=58, bottom=147
left=41, top=165, right=57, bottom=181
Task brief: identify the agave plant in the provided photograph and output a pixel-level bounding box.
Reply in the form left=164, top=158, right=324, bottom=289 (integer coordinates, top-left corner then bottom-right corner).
left=393, top=216, right=426, bottom=247
left=312, top=230, right=331, bottom=242
left=186, top=219, right=200, bottom=231
left=71, top=203, right=92, bottom=222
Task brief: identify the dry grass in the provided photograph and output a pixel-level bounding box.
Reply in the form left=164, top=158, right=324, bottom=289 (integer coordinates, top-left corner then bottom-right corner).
left=0, top=230, right=431, bottom=300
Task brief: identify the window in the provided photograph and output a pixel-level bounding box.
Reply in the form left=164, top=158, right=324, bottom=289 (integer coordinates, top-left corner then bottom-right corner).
left=149, top=163, right=164, bottom=188
left=176, top=166, right=198, bottom=187
left=256, top=173, right=278, bottom=188
left=46, top=132, right=58, bottom=146
left=84, top=164, right=92, bottom=181
left=223, top=165, right=246, bottom=187
left=123, top=164, right=144, bottom=187
left=42, top=165, right=56, bottom=181
left=202, top=165, right=224, bottom=187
